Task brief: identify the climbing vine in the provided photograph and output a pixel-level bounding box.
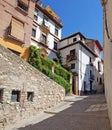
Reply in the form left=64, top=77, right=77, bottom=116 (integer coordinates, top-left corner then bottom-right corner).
left=28, top=45, right=72, bottom=94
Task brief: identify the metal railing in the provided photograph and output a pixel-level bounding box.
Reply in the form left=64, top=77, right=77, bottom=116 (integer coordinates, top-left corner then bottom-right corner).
left=66, top=53, right=77, bottom=62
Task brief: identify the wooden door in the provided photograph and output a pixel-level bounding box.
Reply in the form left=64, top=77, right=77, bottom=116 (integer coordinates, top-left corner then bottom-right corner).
left=73, top=75, right=78, bottom=95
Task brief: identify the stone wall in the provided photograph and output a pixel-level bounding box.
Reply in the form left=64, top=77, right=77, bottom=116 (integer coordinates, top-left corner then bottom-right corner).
left=0, top=44, right=65, bottom=129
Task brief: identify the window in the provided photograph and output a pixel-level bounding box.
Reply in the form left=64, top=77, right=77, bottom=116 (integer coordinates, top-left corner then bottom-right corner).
left=55, top=26, right=59, bottom=36
left=34, top=9, right=38, bottom=21
left=80, top=36, right=82, bottom=41
left=54, top=41, right=58, bottom=50
left=27, top=92, right=34, bottom=102
left=11, top=90, right=20, bottom=102
left=90, top=70, right=92, bottom=76
left=89, top=57, right=92, bottom=63
left=0, top=89, right=3, bottom=103
left=99, top=78, right=102, bottom=84
left=17, top=0, right=29, bottom=12
left=71, top=63, right=75, bottom=69
left=84, top=81, right=86, bottom=93
left=10, top=18, right=24, bottom=41
left=97, top=78, right=98, bottom=82
left=43, top=16, right=49, bottom=28
left=98, top=61, right=101, bottom=72
left=42, top=34, right=47, bottom=44
left=32, top=25, right=36, bottom=38
left=73, top=37, right=77, bottom=42
left=70, top=49, right=75, bottom=55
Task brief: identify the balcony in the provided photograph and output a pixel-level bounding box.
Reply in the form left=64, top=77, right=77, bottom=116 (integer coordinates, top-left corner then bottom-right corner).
left=42, top=20, right=49, bottom=28
left=39, top=40, right=48, bottom=48
left=40, top=21, right=50, bottom=34
left=66, top=54, right=77, bottom=62
left=89, top=75, right=95, bottom=81
left=17, top=0, right=29, bottom=13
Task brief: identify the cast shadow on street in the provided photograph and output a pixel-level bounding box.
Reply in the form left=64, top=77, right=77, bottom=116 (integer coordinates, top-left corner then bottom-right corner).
left=18, top=94, right=111, bottom=130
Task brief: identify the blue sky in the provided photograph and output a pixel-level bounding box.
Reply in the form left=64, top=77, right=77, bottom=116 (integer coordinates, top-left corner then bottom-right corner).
left=42, top=0, right=103, bottom=45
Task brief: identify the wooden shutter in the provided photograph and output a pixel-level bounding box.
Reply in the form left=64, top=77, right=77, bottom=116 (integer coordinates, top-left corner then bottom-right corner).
left=11, top=18, right=24, bottom=41
left=21, top=0, right=29, bottom=6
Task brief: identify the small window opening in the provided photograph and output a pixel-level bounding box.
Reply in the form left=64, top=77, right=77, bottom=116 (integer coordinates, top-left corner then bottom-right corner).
left=0, top=89, right=3, bottom=103
left=27, top=92, right=34, bottom=102
left=11, top=90, right=20, bottom=102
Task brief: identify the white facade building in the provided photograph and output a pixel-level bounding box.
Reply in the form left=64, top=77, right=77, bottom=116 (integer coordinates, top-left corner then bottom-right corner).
left=59, top=32, right=103, bottom=95
left=31, top=2, right=62, bottom=60
left=86, top=39, right=104, bottom=93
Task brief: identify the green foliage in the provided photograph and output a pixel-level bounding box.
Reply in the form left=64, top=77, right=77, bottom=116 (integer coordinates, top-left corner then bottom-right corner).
left=41, top=57, right=55, bottom=70
left=48, top=72, right=71, bottom=94
left=54, top=64, right=71, bottom=82
left=28, top=45, right=72, bottom=94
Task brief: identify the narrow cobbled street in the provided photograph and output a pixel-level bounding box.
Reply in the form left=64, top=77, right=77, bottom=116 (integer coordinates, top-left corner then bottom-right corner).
left=6, top=94, right=111, bottom=130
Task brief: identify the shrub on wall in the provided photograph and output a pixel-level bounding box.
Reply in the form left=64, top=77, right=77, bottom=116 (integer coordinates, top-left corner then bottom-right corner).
left=41, top=57, right=54, bottom=70
left=28, top=45, right=72, bottom=94
left=54, top=65, right=71, bottom=82
left=48, top=72, right=71, bottom=94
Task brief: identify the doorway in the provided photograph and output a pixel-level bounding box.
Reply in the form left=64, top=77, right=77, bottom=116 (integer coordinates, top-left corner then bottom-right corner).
left=84, top=81, right=87, bottom=95
left=72, top=75, right=78, bottom=95
left=90, top=81, right=93, bottom=94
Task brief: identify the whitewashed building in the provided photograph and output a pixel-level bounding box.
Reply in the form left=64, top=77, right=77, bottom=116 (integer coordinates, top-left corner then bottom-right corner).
left=31, top=2, right=62, bottom=59
left=86, top=39, right=104, bottom=93
left=59, top=32, right=103, bottom=95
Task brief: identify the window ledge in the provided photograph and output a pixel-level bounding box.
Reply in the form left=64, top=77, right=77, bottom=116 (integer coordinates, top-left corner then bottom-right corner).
left=7, top=34, right=24, bottom=44
left=15, top=6, right=28, bottom=16
left=53, top=49, right=57, bottom=53
left=31, top=37, right=48, bottom=47
left=39, top=41, right=48, bottom=48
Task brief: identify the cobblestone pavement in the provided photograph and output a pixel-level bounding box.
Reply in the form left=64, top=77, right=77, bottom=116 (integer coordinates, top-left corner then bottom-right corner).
left=5, top=94, right=111, bottom=130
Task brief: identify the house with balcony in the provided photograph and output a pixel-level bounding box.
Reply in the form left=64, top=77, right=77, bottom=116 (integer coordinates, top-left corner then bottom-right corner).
left=31, top=2, right=62, bottom=60
left=0, top=0, right=36, bottom=61
left=59, top=32, right=103, bottom=95
left=85, top=39, right=104, bottom=93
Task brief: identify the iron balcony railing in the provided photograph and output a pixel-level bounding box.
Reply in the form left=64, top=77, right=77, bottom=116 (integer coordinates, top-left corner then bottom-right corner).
left=66, top=53, right=77, bottom=62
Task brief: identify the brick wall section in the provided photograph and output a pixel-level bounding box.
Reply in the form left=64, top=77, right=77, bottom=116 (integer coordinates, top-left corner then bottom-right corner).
left=0, top=44, right=65, bottom=129
left=0, top=0, right=35, bottom=47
